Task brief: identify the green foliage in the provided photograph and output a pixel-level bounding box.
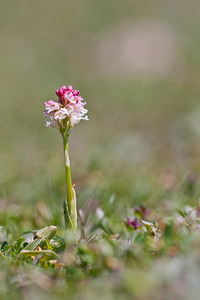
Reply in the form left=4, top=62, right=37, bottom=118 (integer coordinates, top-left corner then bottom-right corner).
left=1, top=200, right=200, bottom=300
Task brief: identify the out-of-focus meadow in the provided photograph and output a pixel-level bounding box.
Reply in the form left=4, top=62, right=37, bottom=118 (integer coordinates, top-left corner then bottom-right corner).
left=1, top=0, right=200, bottom=299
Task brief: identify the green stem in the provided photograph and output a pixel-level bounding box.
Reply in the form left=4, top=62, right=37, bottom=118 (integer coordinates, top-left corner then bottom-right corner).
left=64, top=134, right=73, bottom=210
left=62, top=133, right=77, bottom=232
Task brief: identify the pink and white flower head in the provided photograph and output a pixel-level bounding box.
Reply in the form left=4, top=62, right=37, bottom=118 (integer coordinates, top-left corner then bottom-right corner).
left=44, top=84, right=88, bottom=130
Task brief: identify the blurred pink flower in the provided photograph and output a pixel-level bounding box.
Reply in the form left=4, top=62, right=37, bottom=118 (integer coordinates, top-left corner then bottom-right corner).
left=134, top=205, right=149, bottom=218
left=126, top=217, right=140, bottom=229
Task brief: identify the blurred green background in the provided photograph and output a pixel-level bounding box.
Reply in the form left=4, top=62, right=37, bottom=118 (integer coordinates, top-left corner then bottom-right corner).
left=1, top=0, right=200, bottom=229
left=2, top=2, right=200, bottom=300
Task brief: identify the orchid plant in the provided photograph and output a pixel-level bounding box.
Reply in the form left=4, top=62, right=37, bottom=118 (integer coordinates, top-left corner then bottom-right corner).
left=43, top=85, right=88, bottom=234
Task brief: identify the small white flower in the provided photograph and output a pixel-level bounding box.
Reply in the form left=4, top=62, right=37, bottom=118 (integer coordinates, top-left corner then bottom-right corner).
left=45, top=117, right=59, bottom=128
left=44, top=100, right=60, bottom=114
left=141, top=220, right=161, bottom=241
left=64, top=92, right=76, bottom=104
left=69, top=113, right=81, bottom=126
left=54, top=108, right=68, bottom=120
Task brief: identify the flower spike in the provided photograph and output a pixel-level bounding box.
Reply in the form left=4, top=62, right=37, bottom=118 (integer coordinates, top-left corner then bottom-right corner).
left=44, top=84, right=88, bottom=131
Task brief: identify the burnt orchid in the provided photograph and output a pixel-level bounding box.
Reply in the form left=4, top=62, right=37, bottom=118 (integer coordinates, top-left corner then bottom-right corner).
left=43, top=84, right=88, bottom=234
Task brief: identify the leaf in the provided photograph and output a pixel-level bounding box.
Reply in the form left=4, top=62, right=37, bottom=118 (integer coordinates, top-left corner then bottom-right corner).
left=20, top=250, right=58, bottom=260
left=71, top=187, right=77, bottom=231
left=23, top=238, right=44, bottom=251
left=176, top=208, right=187, bottom=218
left=36, top=226, right=57, bottom=240
left=87, top=234, right=98, bottom=243
left=16, top=238, right=25, bottom=251
left=21, top=232, right=34, bottom=244
left=44, top=239, right=53, bottom=250
left=63, top=199, right=76, bottom=233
